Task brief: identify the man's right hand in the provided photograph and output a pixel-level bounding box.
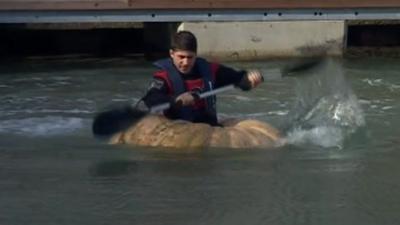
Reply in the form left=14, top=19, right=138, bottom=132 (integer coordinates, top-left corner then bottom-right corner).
left=175, top=92, right=196, bottom=107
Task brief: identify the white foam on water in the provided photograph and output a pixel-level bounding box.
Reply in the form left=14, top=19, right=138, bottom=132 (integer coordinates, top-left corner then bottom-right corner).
left=362, top=78, right=400, bottom=91
left=5, top=109, right=92, bottom=114
left=285, top=126, right=344, bottom=148
left=233, top=95, right=252, bottom=101
left=266, top=110, right=289, bottom=116
left=382, top=106, right=394, bottom=111
left=0, top=116, right=84, bottom=136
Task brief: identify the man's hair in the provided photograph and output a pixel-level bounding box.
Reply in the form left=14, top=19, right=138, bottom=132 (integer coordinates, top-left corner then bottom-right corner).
left=170, top=31, right=197, bottom=53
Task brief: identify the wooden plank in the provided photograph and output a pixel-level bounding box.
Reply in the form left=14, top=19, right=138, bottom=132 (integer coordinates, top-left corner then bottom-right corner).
left=129, top=0, right=400, bottom=9
left=0, top=0, right=129, bottom=10
left=1, top=0, right=400, bottom=10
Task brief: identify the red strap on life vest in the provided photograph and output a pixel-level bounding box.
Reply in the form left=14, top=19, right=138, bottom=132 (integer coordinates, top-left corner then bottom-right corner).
left=153, top=70, right=174, bottom=95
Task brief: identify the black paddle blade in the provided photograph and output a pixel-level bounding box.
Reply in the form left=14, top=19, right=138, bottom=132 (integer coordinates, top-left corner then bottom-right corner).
left=92, top=106, right=148, bottom=137
left=281, top=57, right=325, bottom=77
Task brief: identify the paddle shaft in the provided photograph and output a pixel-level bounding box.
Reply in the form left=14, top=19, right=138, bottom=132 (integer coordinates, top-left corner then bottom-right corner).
left=92, top=57, right=325, bottom=137
left=92, top=84, right=236, bottom=137
left=150, top=84, right=235, bottom=113
left=149, top=59, right=324, bottom=113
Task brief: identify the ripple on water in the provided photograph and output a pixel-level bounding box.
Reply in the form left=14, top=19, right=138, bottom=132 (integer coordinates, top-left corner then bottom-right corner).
left=0, top=116, right=85, bottom=136
left=361, top=78, right=400, bottom=91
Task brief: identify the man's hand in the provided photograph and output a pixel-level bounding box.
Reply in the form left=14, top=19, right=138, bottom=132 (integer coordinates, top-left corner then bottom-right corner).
left=175, top=92, right=196, bottom=106
left=246, top=70, right=264, bottom=88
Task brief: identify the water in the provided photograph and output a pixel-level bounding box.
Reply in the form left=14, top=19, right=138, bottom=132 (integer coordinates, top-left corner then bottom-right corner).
left=1, top=56, right=400, bottom=225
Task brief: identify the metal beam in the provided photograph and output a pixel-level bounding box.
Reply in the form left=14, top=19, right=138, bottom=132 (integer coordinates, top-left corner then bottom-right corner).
left=2, top=0, right=400, bottom=10
left=1, top=9, right=400, bottom=23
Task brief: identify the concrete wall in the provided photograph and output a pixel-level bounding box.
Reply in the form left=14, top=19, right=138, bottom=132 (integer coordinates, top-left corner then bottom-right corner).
left=178, top=21, right=346, bottom=61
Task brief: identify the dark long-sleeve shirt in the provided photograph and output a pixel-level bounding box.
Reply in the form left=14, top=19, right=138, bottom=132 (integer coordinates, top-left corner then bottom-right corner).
left=137, top=62, right=252, bottom=125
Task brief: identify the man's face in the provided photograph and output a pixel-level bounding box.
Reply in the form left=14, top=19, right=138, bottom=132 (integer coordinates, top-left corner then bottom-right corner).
left=170, top=49, right=196, bottom=74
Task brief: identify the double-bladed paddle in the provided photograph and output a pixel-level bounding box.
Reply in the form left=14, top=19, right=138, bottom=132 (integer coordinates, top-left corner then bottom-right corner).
left=92, top=57, right=324, bottom=138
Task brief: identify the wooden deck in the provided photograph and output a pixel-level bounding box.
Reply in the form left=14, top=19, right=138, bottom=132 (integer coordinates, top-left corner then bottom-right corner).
left=1, top=0, right=400, bottom=10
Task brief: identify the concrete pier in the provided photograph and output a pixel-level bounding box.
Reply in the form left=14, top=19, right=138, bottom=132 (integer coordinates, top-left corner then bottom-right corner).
left=179, top=21, right=345, bottom=60
left=3, top=20, right=400, bottom=60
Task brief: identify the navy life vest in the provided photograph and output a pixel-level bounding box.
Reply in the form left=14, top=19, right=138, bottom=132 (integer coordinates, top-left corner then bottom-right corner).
left=153, top=57, right=217, bottom=122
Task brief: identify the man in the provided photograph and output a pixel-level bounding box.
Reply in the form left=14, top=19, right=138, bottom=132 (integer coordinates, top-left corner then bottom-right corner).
left=139, top=31, right=263, bottom=126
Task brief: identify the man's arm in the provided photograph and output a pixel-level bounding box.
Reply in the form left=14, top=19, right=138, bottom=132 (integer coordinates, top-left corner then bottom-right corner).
left=139, top=77, right=196, bottom=113
left=214, top=64, right=263, bottom=91
left=214, top=64, right=246, bottom=88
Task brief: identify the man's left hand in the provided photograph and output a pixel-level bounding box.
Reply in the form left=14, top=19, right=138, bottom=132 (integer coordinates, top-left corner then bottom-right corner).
left=246, top=70, right=264, bottom=88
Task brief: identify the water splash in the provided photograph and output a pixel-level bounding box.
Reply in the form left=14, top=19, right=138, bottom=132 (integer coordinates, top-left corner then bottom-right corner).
left=283, top=58, right=365, bottom=149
